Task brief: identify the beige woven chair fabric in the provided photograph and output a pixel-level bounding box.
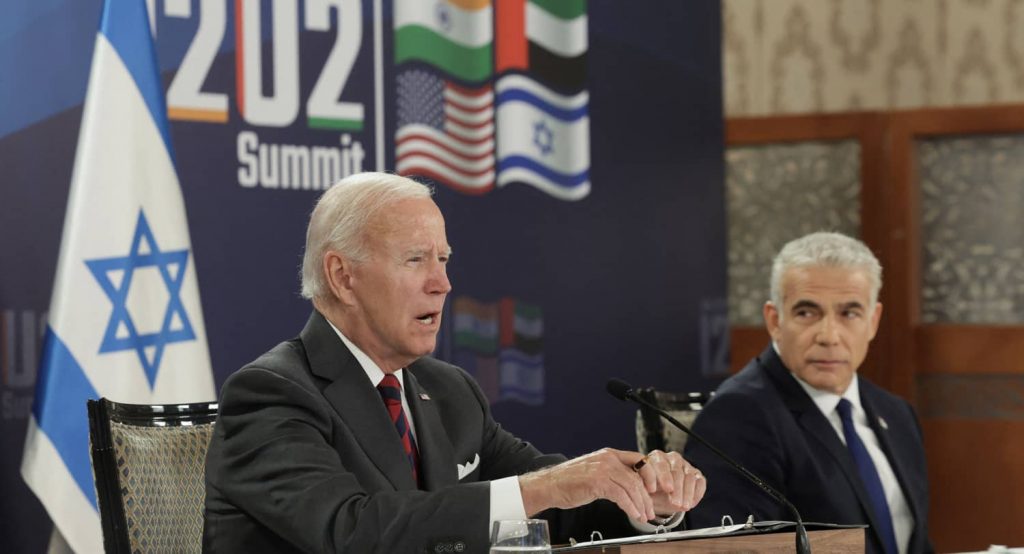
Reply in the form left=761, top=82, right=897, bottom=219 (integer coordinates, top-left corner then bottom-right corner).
left=110, top=421, right=214, bottom=554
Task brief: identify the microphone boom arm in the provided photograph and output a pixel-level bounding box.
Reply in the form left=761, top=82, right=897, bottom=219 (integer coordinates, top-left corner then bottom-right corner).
left=614, top=382, right=812, bottom=554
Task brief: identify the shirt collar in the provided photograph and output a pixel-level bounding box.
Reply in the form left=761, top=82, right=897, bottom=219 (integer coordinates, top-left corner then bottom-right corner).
left=773, top=342, right=861, bottom=414
left=325, top=319, right=403, bottom=389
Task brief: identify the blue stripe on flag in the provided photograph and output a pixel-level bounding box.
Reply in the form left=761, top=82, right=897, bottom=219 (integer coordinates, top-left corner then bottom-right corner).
left=99, top=0, right=175, bottom=162
left=32, top=327, right=100, bottom=509
left=497, top=349, right=543, bottom=366
left=498, top=387, right=544, bottom=405
left=496, top=89, right=588, bottom=121
left=497, top=156, right=590, bottom=188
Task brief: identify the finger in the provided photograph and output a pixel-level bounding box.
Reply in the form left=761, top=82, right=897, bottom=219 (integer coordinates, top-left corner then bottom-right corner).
left=649, top=454, right=685, bottom=512
left=613, top=449, right=648, bottom=470
left=643, top=451, right=675, bottom=495
left=661, top=451, right=683, bottom=496
left=604, top=469, right=651, bottom=521
left=636, top=455, right=658, bottom=494
left=632, top=456, right=649, bottom=472
left=682, top=466, right=704, bottom=510
left=669, top=456, right=685, bottom=508
left=612, top=463, right=655, bottom=521
left=593, top=449, right=652, bottom=521
left=629, top=468, right=657, bottom=521
left=692, top=469, right=707, bottom=508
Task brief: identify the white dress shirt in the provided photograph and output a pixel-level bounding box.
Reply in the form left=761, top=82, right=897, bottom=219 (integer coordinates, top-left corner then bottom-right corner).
left=326, top=322, right=527, bottom=535
left=328, top=322, right=682, bottom=537
left=791, top=372, right=914, bottom=554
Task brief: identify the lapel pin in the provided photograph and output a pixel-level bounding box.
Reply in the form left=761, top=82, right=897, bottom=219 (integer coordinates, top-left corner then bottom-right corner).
left=878, top=416, right=888, bottom=430
left=419, top=393, right=431, bottom=401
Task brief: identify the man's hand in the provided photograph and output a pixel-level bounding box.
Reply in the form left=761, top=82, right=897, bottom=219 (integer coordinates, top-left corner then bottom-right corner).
left=635, top=449, right=706, bottom=517
left=518, top=448, right=705, bottom=523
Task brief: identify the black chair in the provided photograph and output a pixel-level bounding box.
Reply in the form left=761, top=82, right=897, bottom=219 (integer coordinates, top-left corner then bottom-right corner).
left=633, top=388, right=713, bottom=454
left=87, top=398, right=218, bottom=554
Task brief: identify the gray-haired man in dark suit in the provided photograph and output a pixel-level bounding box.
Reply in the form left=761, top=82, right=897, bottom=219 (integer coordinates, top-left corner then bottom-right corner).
left=685, top=232, right=932, bottom=554
left=203, top=172, right=706, bottom=553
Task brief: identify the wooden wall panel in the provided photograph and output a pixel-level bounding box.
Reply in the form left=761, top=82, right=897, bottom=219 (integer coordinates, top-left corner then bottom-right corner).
left=918, top=326, right=1024, bottom=375
left=888, top=106, right=1024, bottom=550
left=729, top=327, right=769, bottom=373
left=922, top=419, right=1024, bottom=552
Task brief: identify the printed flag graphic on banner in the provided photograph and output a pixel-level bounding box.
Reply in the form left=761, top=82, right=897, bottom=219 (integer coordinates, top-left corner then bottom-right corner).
left=495, top=74, right=590, bottom=200
left=495, top=0, right=588, bottom=90
left=394, top=0, right=494, bottom=82
left=395, top=0, right=591, bottom=201
left=395, top=70, right=496, bottom=193
left=20, top=1, right=216, bottom=552
left=452, top=297, right=544, bottom=405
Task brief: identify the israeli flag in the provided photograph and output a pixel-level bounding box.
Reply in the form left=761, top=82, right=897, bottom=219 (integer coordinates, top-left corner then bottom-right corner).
left=495, top=75, right=591, bottom=201
left=20, top=1, right=215, bottom=552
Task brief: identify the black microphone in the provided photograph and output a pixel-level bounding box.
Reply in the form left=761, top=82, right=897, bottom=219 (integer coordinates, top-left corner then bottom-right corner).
left=607, top=378, right=811, bottom=554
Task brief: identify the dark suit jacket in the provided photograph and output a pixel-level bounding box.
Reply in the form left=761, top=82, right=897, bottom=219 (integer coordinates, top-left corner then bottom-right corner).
left=203, top=311, right=630, bottom=553
left=683, top=346, right=933, bottom=554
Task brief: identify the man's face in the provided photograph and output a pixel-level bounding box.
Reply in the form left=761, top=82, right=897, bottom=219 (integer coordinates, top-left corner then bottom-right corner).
left=345, top=197, right=452, bottom=372
left=764, top=265, right=882, bottom=395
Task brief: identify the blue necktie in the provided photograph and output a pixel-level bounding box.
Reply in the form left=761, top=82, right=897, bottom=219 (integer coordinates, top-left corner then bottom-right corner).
left=837, top=398, right=899, bottom=554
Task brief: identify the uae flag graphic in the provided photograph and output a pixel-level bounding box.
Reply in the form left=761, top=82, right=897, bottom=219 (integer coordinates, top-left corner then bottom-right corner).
left=495, top=0, right=587, bottom=91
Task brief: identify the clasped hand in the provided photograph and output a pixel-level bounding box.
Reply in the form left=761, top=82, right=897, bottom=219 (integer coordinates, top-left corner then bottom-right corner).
left=519, top=448, right=706, bottom=522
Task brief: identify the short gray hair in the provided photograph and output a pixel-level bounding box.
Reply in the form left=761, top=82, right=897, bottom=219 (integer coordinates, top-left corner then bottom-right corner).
left=300, top=172, right=433, bottom=300
left=769, top=232, right=882, bottom=311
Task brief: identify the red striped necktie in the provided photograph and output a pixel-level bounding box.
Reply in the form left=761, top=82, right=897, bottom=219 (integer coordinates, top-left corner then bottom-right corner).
left=377, top=374, right=421, bottom=487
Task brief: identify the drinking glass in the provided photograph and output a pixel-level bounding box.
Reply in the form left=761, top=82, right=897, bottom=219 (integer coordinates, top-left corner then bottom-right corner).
left=489, top=519, right=551, bottom=553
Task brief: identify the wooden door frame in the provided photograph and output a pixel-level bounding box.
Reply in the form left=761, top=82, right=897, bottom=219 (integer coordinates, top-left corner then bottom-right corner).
left=886, top=106, right=1024, bottom=386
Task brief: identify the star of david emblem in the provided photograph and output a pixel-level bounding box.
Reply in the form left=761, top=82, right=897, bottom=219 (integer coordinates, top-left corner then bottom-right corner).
left=533, top=119, right=554, bottom=156
left=85, top=210, right=196, bottom=388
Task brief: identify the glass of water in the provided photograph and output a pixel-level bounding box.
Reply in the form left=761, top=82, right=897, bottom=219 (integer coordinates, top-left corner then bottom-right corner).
left=489, top=519, right=551, bottom=553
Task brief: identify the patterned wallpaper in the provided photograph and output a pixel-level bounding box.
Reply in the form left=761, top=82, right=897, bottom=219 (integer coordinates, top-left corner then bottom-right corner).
left=723, top=0, right=1024, bottom=116
left=725, top=141, right=862, bottom=325
left=723, top=0, right=1024, bottom=326
left=918, top=134, right=1024, bottom=323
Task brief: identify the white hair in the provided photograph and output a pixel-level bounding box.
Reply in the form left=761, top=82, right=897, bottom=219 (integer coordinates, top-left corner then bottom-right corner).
left=769, top=231, right=882, bottom=312
left=300, top=172, right=432, bottom=301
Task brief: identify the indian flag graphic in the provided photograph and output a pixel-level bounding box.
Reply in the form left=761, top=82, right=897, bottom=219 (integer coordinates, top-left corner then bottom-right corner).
left=394, top=0, right=494, bottom=83
left=451, top=297, right=545, bottom=406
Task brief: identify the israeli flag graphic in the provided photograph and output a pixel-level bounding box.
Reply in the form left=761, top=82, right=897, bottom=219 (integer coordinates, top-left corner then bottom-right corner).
left=20, top=1, right=215, bottom=552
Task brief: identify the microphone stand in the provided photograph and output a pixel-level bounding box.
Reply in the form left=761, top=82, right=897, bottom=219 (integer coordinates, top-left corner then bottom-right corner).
left=615, top=384, right=811, bottom=554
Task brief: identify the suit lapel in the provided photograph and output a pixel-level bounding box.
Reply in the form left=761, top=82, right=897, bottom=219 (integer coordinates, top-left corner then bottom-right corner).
left=300, top=311, right=417, bottom=491
left=862, top=389, right=923, bottom=526
left=403, top=364, right=458, bottom=491
left=759, top=348, right=886, bottom=537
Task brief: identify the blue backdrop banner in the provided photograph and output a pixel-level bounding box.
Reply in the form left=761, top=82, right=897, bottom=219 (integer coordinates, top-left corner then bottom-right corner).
left=0, top=1, right=725, bottom=550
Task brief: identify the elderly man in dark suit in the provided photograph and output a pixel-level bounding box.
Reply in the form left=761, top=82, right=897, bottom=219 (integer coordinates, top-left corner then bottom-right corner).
left=684, top=232, right=932, bottom=554
left=203, top=172, right=706, bottom=553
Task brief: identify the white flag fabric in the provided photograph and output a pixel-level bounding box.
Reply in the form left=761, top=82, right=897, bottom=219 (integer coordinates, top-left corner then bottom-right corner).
left=20, top=1, right=215, bottom=552
left=495, top=74, right=591, bottom=201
